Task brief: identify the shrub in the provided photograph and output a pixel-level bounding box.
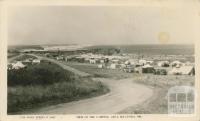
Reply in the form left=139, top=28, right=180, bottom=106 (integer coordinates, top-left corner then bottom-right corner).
left=8, top=62, right=74, bottom=86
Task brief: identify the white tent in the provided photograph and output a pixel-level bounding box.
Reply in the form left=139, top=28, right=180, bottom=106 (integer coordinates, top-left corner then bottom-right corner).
left=179, top=66, right=195, bottom=75
left=12, top=61, right=26, bottom=69
left=169, top=66, right=195, bottom=75
left=32, top=59, right=41, bottom=64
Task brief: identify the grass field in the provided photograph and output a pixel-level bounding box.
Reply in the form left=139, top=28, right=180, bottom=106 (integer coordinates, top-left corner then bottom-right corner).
left=63, top=62, right=137, bottom=79
left=7, top=61, right=109, bottom=114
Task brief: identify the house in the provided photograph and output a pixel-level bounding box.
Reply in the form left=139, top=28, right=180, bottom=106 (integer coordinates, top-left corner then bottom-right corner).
left=32, top=59, right=41, bottom=64
left=142, top=64, right=155, bottom=73
left=11, top=61, right=26, bottom=70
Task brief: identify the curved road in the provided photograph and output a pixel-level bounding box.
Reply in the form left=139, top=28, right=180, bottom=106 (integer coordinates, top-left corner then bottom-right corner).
left=30, top=78, right=153, bottom=114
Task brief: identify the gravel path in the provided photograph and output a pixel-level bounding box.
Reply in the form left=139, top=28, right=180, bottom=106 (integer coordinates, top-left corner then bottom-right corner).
left=30, top=78, right=153, bottom=114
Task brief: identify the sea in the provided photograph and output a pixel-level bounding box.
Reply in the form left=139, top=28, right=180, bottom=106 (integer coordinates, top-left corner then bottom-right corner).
left=87, top=44, right=194, bottom=56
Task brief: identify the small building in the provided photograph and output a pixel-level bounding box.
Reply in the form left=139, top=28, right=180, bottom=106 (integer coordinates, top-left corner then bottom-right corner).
left=142, top=64, right=155, bottom=73
left=32, top=59, right=41, bottom=64
left=11, top=61, right=26, bottom=70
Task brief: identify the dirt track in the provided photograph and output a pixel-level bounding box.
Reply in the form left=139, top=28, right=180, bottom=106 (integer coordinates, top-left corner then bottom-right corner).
left=31, top=78, right=153, bottom=114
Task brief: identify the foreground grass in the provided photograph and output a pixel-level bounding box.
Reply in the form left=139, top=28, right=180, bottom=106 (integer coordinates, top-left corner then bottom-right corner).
left=7, top=62, right=109, bottom=114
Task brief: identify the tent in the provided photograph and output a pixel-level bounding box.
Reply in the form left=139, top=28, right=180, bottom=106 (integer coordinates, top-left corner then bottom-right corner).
left=169, top=66, right=195, bottom=75
left=12, top=61, right=26, bottom=70
left=142, top=64, right=155, bottom=73
left=179, top=66, right=195, bottom=75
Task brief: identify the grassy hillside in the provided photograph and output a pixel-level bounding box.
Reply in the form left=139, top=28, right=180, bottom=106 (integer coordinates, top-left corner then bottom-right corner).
left=7, top=62, right=109, bottom=114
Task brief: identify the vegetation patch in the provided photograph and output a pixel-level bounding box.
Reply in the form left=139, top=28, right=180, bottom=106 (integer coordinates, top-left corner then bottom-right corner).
left=119, top=75, right=194, bottom=114
left=7, top=62, right=109, bottom=114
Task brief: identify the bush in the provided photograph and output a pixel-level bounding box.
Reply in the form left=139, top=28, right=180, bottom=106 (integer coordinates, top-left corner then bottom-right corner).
left=8, top=80, right=108, bottom=113
left=7, top=62, right=109, bottom=113
left=8, top=62, right=74, bottom=86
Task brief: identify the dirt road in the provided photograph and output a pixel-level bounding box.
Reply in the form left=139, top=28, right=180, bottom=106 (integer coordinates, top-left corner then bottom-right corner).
left=30, top=78, right=153, bottom=114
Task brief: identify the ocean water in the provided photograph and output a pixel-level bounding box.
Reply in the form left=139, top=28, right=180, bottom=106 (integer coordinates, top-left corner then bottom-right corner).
left=87, top=44, right=194, bottom=55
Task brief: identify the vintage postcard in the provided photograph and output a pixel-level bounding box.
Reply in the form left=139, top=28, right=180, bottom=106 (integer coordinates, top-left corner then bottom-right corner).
left=0, top=0, right=200, bottom=121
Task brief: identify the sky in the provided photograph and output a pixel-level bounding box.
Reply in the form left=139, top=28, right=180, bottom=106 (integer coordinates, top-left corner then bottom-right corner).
left=7, top=6, right=195, bottom=45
